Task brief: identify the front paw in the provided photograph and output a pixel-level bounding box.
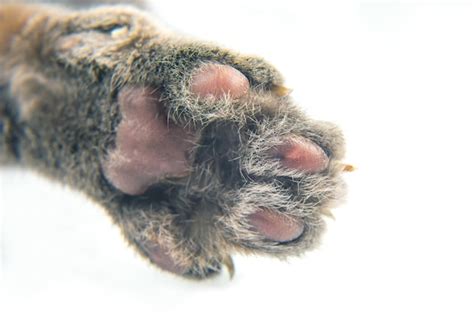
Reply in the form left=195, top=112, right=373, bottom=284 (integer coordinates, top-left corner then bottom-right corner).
left=101, top=61, right=347, bottom=278
left=3, top=4, right=349, bottom=279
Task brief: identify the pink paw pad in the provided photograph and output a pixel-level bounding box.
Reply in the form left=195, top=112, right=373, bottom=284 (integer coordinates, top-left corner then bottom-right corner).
left=103, top=87, right=198, bottom=195
left=190, top=63, right=250, bottom=99
left=247, top=209, right=304, bottom=242
left=271, top=137, right=329, bottom=173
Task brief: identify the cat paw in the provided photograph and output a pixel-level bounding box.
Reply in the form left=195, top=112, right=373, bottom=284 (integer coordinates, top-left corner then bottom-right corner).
left=101, top=62, right=347, bottom=278
left=2, top=5, right=349, bottom=279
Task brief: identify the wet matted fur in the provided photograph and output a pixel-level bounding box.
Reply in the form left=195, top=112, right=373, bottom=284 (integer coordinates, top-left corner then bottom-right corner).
left=0, top=0, right=348, bottom=278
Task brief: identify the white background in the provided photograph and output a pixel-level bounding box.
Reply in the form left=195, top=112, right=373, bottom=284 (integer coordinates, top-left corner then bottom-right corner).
left=1, top=0, right=474, bottom=314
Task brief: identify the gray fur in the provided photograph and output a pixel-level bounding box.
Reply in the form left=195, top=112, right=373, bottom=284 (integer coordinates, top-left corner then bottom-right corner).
left=0, top=1, right=347, bottom=278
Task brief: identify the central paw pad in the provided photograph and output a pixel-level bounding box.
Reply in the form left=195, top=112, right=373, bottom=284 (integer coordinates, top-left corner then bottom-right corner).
left=103, top=87, right=198, bottom=195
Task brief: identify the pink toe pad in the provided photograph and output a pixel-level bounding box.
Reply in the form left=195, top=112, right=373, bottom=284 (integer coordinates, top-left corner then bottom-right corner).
left=272, top=137, right=329, bottom=173
left=190, top=63, right=250, bottom=99
left=247, top=209, right=304, bottom=242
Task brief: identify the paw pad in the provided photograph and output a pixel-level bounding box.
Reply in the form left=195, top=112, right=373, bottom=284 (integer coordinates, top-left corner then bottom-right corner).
left=271, top=137, right=329, bottom=174
left=190, top=63, right=250, bottom=99
left=103, top=86, right=198, bottom=195
left=247, top=209, right=304, bottom=243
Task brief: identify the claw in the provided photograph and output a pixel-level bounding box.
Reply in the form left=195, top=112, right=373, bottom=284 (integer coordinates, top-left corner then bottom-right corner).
left=321, top=208, right=335, bottom=219
left=342, top=164, right=356, bottom=172
left=222, top=255, right=235, bottom=279
left=272, top=84, right=292, bottom=97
